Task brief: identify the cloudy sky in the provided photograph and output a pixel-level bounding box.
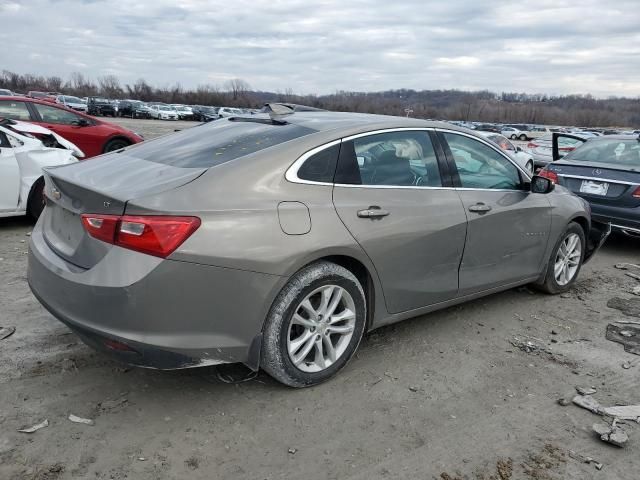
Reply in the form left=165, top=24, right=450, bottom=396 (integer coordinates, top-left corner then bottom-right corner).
left=1, top=0, right=639, bottom=96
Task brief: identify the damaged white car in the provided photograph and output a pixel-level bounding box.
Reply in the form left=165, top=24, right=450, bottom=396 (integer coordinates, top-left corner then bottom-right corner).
left=0, top=119, right=83, bottom=219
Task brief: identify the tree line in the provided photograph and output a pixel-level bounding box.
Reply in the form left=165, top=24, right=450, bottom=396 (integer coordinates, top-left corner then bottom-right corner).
left=2, top=70, right=639, bottom=127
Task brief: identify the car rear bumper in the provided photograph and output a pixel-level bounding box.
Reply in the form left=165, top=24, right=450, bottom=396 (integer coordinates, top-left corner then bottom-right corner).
left=27, top=218, right=285, bottom=370
left=588, top=203, right=640, bottom=236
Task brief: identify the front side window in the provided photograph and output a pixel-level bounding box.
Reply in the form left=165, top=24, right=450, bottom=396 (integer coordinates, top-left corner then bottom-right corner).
left=443, top=133, right=522, bottom=190
left=0, top=101, right=32, bottom=121
left=33, top=103, right=82, bottom=125
left=336, top=131, right=442, bottom=187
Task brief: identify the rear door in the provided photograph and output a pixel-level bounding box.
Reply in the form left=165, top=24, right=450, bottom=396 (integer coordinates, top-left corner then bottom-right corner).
left=438, top=130, right=552, bottom=294
left=332, top=129, right=467, bottom=314
left=0, top=131, right=20, bottom=212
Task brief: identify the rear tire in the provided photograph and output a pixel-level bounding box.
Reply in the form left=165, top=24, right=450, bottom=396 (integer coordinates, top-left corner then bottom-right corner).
left=519, top=134, right=528, bottom=141
left=261, top=261, right=366, bottom=387
left=27, top=178, right=45, bottom=220
left=535, top=222, right=585, bottom=294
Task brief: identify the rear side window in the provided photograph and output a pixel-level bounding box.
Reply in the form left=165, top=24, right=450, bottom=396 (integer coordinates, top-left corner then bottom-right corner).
left=125, top=119, right=316, bottom=168
left=297, top=143, right=340, bottom=183
left=0, top=101, right=31, bottom=121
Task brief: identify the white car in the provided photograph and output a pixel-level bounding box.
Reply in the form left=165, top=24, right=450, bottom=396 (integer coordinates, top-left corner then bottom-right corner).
left=171, top=104, right=193, bottom=120
left=500, top=127, right=523, bottom=140
left=217, top=107, right=244, bottom=118
left=55, top=95, right=88, bottom=112
left=477, top=131, right=535, bottom=173
left=0, top=119, right=82, bottom=219
left=148, top=105, right=179, bottom=120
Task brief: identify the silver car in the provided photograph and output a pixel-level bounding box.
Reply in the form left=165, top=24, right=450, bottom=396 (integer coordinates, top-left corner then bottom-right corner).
left=28, top=107, right=609, bottom=387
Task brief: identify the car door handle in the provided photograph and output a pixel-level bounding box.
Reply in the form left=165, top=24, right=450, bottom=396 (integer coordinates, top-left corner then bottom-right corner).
left=468, top=203, right=492, bottom=213
left=357, top=207, right=390, bottom=218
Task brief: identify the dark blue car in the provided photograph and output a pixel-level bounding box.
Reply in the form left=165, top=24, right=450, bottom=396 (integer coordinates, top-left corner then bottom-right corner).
left=540, top=134, right=640, bottom=237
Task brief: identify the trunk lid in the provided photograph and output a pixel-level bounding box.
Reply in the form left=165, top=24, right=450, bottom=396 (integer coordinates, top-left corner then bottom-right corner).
left=552, top=161, right=640, bottom=207
left=41, top=152, right=206, bottom=269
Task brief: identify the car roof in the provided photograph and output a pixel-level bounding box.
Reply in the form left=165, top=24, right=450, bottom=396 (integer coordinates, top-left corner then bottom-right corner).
left=267, top=110, right=466, bottom=137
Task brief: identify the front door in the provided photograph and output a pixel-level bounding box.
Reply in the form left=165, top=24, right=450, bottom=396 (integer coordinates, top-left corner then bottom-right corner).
left=332, top=129, right=467, bottom=314
left=438, top=131, right=552, bottom=294
left=29, top=102, right=100, bottom=156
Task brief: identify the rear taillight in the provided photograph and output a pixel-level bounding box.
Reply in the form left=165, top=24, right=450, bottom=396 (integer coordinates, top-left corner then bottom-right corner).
left=527, top=142, right=538, bottom=149
left=538, top=168, right=559, bottom=184
left=559, top=147, right=575, bottom=153
left=81, top=214, right=200, bottom=258
left=632, top=186, right=640, bottom=198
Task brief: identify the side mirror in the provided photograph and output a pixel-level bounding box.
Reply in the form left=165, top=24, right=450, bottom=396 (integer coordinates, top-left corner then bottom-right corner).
left=530, top=175, right=555, bottom=194
left=73, top=118, right=90, bottom=127
left=516, top=146, right=522, bottom=152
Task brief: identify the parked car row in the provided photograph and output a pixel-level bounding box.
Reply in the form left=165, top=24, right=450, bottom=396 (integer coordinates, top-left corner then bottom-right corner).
left=447, top=120, right=633, bottom=141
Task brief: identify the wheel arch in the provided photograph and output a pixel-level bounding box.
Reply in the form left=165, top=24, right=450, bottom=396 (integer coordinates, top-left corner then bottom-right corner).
left=247, top=252, right=380, bottom=372
left=102, top=135, right=132, bottom=153
left=569, top=214, right=590, bottom=238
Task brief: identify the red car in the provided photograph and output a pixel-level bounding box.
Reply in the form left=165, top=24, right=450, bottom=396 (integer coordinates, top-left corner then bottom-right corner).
left=0, top=96, right=143, bottom=157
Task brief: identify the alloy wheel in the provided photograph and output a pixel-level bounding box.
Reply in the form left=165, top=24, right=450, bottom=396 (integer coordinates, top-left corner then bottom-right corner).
left=554, top=233, right=581, bottom=286
left=287, top=285, right=356, bottom=373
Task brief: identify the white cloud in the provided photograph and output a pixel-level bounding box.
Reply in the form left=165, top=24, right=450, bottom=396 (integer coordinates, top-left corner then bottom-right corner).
left=0, top=0, right=638, bottom=97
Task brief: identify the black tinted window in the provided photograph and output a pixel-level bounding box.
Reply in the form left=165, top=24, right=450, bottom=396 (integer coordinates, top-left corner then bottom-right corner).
left=297, top=143, right=340, bottom=183
left=336, top=131, right=442, bottom=187
left=124, top=119, right=315, bottom=168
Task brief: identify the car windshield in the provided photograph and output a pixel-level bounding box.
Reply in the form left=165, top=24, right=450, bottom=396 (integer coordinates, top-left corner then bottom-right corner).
left=159, top=106, right=172, bottom=111
left=64, top=96, right=83, bottom=103
left=563, top=139, right=640, bottom=167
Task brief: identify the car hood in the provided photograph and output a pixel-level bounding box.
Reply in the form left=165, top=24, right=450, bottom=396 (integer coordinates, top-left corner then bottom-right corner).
left=9, top=120, right=85, bottom=158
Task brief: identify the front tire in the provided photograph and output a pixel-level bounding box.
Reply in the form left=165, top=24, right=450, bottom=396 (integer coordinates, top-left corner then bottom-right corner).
left=510, top=134, right=517, bottom=140
left=261, top=261, right=366, bottom=387
left=526, top=160, right=534, bottom=173
left=536, top=222, right=585, bottom=294
left=103, top=138, right=130, bottom=153
left=519, top=134, right=528, bottom=141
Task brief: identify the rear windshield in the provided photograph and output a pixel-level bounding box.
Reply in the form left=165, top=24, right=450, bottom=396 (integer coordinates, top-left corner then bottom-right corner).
left=564, top=139, right=640, bottom=167
left=124, top=119, right=316, bottom=168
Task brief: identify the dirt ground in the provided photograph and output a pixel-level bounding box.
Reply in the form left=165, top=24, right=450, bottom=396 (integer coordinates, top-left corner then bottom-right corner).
left=1, top=118, right=639, bottom=479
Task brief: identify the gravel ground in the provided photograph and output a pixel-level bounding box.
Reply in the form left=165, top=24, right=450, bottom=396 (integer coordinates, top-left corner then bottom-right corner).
left=1, top=118, right=639, bottom=479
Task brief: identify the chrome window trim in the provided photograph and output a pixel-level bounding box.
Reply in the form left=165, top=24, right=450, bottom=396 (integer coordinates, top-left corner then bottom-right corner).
left=285, top=127, right=532, bottom=192
left=285, top=139, right=342, bottom=186
left=557, top=173, right=638, bottom=186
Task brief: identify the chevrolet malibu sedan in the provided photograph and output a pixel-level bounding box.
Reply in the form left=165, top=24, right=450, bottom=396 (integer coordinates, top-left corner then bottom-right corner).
left=28, top=107, right=609, bottom=387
